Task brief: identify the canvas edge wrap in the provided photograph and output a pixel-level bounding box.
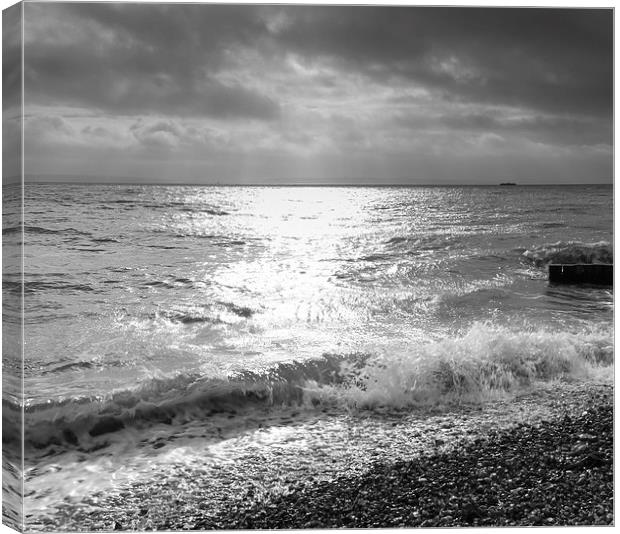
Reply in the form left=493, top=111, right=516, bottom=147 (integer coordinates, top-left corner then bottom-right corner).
left=3, top=1, right=25, bottom=532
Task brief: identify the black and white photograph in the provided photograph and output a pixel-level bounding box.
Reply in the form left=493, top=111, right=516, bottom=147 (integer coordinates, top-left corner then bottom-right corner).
left=2, top=2, right=614, bottom=531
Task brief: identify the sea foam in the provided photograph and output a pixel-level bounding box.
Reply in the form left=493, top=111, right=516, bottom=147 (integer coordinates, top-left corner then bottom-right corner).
left=303, top=322, right=613, bottom=408
left=17, top=322, right=612, bottom=451
left=523, top=241, right=613, bottom=267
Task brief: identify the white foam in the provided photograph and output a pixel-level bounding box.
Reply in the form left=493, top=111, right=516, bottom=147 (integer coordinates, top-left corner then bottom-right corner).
left=303, top=322, right=613, bottom=408
left=523, top=240, right=613, bottom=267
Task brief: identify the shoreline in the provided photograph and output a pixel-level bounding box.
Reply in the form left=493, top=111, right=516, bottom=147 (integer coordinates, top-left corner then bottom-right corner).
left=29, top=380, right=612, bottom=531
left=210, top=385, right=613, bottom=529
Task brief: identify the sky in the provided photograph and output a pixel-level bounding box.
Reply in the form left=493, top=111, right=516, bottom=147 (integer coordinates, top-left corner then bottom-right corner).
left=8, top=2, right=614, bottom=184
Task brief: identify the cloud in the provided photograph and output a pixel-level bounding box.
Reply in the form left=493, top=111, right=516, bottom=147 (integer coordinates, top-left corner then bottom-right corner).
left=129, top=119, right=235, bottom=153
left=24, top=3, right=280, bottom=119
left=81, top=125, right=113, bottom=138
left=26, top=114, right=127, bottom=150
left=25, top=5, right=611, bottom=120
left=3, top=3, right=22, bottom=114
left=26, top=115, right=75, bottom=140
left=131, top=120, right=186, bottom=148
left=438, top=113, right=612, bottom=147
left=273, top=7, right=612, bottom=117
left=21, top=4, right=612, bottom=184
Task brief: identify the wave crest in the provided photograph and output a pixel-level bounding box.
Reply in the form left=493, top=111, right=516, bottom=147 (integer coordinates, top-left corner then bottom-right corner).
left=523, top=241, right=613, bottom=267
left=303, top=323, right=613, bottom=408
left=21, top=355, right=351, bottom=449
left=21, top=324, right=612, bottom=450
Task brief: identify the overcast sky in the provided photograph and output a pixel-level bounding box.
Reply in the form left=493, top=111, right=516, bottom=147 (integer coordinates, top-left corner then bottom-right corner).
left=18, top=3, right=613, bottom=184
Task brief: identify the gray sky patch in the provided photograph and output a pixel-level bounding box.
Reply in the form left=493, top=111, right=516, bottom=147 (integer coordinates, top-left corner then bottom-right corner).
left=23, top=4, right=612, bottom=184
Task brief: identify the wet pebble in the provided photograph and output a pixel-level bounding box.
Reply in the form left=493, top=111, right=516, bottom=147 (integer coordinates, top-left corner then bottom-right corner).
left=210, top=397, right=612, bottom=529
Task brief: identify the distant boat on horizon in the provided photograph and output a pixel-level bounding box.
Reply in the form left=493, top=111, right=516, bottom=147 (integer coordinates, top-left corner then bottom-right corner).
left=500, top=182, right=517, bottom=186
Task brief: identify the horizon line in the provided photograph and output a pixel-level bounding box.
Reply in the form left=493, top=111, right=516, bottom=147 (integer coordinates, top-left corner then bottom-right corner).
left=18, top=180, right=615, bottom=187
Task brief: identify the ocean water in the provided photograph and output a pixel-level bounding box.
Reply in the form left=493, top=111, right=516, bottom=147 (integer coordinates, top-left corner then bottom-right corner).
left=3, top=183, right=614, bottom=527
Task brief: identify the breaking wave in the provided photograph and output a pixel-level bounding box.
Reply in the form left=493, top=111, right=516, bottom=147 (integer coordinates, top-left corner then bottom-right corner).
left=304, top=322, right=612, bottom=409
left=15, top=323, right=612, bottom=451
left=17, top=356, right=349, bottom=450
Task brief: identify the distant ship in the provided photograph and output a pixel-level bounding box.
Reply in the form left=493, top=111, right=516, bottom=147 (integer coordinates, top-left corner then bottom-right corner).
left=499, top=182, right=517, bottom=186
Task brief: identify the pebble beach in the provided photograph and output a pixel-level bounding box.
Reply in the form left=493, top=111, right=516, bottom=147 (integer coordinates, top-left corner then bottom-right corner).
left=31, top=380, right=612, bottom=531
left=213, top=385, right=613, bottom=529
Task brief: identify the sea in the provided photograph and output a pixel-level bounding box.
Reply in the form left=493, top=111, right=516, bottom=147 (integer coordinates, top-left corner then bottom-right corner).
left=2, top=183, right=614, bottom=529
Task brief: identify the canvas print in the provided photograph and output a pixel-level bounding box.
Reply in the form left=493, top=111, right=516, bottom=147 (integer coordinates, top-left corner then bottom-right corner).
left=2, top=2, right=614, bottom=532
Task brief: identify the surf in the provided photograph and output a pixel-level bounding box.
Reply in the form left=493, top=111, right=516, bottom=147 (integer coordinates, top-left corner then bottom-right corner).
left=16, top=322, right=612, bottom=453
left=522, top=240, right=613, bottom=267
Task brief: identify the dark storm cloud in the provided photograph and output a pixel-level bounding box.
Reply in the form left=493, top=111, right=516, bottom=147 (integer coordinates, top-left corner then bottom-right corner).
left=275, top=6, right=612, bottom=117
left=24, top=3, right=280, bottom=119
left=24, top=4, right=612, bottom=120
